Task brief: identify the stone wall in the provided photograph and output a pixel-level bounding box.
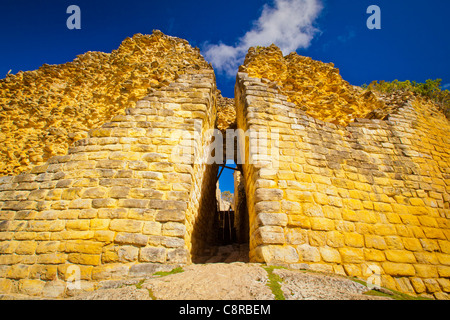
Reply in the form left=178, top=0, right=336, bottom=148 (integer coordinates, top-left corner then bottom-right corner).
left=0, top=31, right=211, bottom=176
left=1, top=32, right=449, bottom=300
left=0, top=69, right=218, bottom=297
left=236, top=71, right=450, bottom=299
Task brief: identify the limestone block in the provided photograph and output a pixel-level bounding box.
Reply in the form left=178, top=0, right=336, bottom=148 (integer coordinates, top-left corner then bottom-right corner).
left=438, top=240, right=450, bottom=254
left=6, top=264, right=30, bottom=279
left=281, top=200, right=302, bottom=214
left=310, top=217, right=335, bottom=231
left=15, top=241, right=37, bottom=255
left=364, top=235, right=387, bottom=250
left=155, top=210, right=185, bottom=222
left=0, top=241, right=18, bottom=254
left=68, top=253, right=101, bottom=266
left=117, top=246, right=139, bottom=262
left=143, top=221, right=162, bottom=236
left=325, top=231, right=345, bottom=248
left=127, top=208, right=156, bottom=221
left=382, top=262, right=416, bottom=277
left=91, top=264, right=130, bottom=281
left=296, top=244, right=321, bottom=262
left=410, top=277, right=426, bottom=293
left=88, top=198, right=117, bottom=209
left=161, top=236, right=185, bottom=248
left=66, top=220, right=90, bottom=231
left=109, top=186, right=131, bottom=199
left=42, top=280, right=66, bottom=298
left=18, top=279, right=46, bottom=296
left=128, top=263, right=176, bottom=278
left=26, top=220, right=65, bottom=232
left=96, top=160, right=127, bottom=170
left=118, top=199, right=149, bottom=209
left=339, top=248, right=365, bottom=264
left=162, top=222, right=186, bottom=237
left=139, top=247, right=166, bottom=263
left=150, top=200, right=187, bottom=211
left=96, top=208, right=127, bottom=220
left=29, top=265, right=58, bottom=281
left=254, top=188, right=283, bottom=202
left=253, top=226, right=285, bottom=245
left=364, top=248, right=386, bottom=262
left=27, top=190, right=48, bottom=201
left=437, top=278, right=450, bottom=293
left=109, top=219, right=143, bottom=233
left=319, top=247, right=341, bottom=263
left=414, top=264, right=438, bottom=278
left=167, top=248, right=190, bottom=264
left=0, top=279, right=12, bottom=294
left=423, top=279, right=441, bottom=293
left=82, top=187, right=108, bottom=199
left=256, top=212, right=288, bottom=226
left=437, top=253, right=450, bottom=266
left=63, top=241, right=104, bottom=255
left=69, top=199, right=92, bottom=209
left=94, top=230, right=115, bottom=243
left=256, top=245, right=299, bottom=264
left=90, top=219, right=110, bottom=230
left=254, top=201, right=281, bottom=214
left=114, top=232, right=148, bottom=247
left=343, top=232, right=364, bottom=248
left=385, top=250, right=417, bottom=263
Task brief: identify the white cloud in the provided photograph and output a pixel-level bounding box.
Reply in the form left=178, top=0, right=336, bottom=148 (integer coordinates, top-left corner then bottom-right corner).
left=443, top=83, right=450, bottom=90
left=203, top=0, right=323, bottom=76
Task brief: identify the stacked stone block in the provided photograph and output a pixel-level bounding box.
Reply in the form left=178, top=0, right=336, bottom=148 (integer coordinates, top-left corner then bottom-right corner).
left=236, top=72, right=450, bottom=299
left=0, top=69, right=217, bottom=297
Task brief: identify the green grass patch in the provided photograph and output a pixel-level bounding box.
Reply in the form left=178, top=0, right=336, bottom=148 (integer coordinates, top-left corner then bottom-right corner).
left=153, top=266, right=184, bottom=277
left=263, top=266, right=286, bottom=301
left=135, top=279, right=145, bottom=289
left=134, top=279, right=157, bottom=300
left=147, top=288, right=157, bottom=300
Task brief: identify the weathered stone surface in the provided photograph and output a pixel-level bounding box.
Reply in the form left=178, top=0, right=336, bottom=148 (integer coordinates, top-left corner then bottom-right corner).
left=139, top=247, right=166, bottom=263
left=0, top=35, right=449, bottom=301
left=235, top=56, right=450, bottom=299
left=114, top=233, right=148, bottom=247
left=128, top=263, right=176, bottom=278
left=0, top=31, right=211, bottom=176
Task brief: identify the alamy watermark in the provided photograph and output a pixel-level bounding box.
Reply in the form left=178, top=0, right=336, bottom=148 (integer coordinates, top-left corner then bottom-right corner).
left=365, top=264, right=382, bottom=290
left=170, top=120, right=280, bottom=169
left=66, top=265, right=81, bottom=290
left=367, top=5, right=381, bottom=30
left=67, top=5, right=81, bottom=30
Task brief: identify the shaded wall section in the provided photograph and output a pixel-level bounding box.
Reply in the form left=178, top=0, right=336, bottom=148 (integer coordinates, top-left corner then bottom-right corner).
left=236, top=71, right=450, bottom=299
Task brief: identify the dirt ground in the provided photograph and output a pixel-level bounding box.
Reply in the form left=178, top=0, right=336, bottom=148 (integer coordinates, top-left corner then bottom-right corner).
left=67, top=262, right=392, bottom=300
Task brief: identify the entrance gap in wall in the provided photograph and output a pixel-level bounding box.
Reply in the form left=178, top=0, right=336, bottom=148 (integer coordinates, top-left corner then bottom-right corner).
left=193, top=160, right=249, bottom=264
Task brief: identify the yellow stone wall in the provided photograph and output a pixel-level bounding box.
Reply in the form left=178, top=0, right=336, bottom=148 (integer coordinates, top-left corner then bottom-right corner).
left=0, top=30, right=210, bottom=176
left=236, top=68, right=450, bottom=299
left=0, top=68, right=218, bottom=298
left=241, top=45, right=386, bottom=127
left=1, top=32, right=449, bottom=300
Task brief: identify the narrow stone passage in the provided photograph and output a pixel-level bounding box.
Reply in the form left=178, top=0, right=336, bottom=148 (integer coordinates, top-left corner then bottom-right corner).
left=193, top=244, right=250, bottom=264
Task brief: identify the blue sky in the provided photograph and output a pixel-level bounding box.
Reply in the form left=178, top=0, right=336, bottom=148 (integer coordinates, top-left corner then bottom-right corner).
left=1, top=0, right=449, bottom=193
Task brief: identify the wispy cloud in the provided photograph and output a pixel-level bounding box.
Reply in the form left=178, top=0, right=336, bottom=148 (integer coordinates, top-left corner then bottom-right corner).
left=203, top=0, right=323, bottom=76
left=442, top=83, right=450, bottom=90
